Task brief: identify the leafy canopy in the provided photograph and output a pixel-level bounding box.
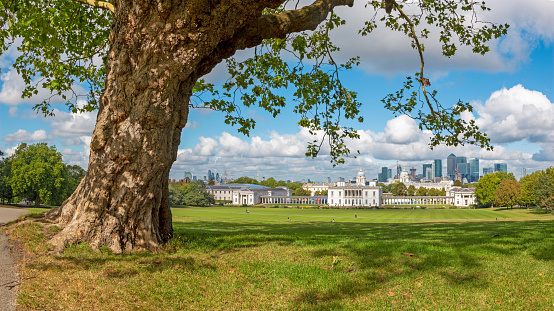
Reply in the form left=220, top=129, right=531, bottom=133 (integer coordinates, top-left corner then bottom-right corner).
left=8, top=143, right=69, bottom=205
left=475, top=171, right=515, bottom=207
left=1, top=0, right=508, bottom=164
left=0, top=0, right=111, bottom=114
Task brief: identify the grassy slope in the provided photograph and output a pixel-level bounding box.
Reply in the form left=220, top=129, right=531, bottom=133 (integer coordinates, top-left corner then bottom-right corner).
left=7, top=207, right=554, bottom=310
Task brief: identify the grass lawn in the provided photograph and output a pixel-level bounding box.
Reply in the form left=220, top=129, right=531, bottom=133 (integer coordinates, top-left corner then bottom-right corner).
left=5, top=207, right=554, bottom=310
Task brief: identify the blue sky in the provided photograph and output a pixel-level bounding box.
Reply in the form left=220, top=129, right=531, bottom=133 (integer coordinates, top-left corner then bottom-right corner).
left=1, top=0, right=553, bottom=182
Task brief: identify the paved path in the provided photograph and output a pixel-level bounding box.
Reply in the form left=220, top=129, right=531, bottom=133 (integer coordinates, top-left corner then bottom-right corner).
left=0, top=207, right=30, bottom=311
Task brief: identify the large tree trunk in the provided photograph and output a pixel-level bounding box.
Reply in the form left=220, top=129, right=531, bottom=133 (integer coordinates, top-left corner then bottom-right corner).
left=43, top=0, right=352, bottom=253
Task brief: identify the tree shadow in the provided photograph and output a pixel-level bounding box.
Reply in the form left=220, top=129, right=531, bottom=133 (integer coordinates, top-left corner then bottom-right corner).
left=169, top=219, right=554, bottom=309
left=29, top=244, right=217, bottom=279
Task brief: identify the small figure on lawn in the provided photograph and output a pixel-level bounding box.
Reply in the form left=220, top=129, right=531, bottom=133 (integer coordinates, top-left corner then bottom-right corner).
left=246, top=209, right=249, bottom=213
left=332, top=219, right=335, bottom=223
left=355, top=213, right=357, bottom=219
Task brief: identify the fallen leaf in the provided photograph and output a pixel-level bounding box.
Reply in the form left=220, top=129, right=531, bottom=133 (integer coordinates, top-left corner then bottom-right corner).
left=388, top=291, right=395, bottom=296
left=402, top=252, right=415, bottom=258
left=545, top=283, right=552, bottom=286
left=539, top=273, right=543, bottom=276
left=229, top=270, right=235, bottom=274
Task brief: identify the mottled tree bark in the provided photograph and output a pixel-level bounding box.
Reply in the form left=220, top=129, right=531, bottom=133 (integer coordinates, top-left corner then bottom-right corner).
left=45, top=0, right=353, bottom=253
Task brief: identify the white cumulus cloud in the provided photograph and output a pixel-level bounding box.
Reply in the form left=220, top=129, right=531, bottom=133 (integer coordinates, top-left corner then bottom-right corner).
left=384, top=115, right=420, bottom=144
left=3, top=129, right=48, bottom=142
left=468, top=84, right=554, bottom=162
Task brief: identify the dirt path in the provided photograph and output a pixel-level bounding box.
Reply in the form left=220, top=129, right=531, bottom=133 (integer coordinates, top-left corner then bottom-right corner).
left=0, top=207, right=29, bottom=311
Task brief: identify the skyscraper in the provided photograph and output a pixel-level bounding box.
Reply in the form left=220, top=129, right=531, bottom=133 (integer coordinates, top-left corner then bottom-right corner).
left=483, top=168, right=493, bottom=176
left=423, top=164, right=433, bottom=181
left=468, top=158, right=479, bottom=182
left=456, top=156, right=467, bottom=166
left=409, top=168, right=416, bottom=181
left=447, top=154, right=456, bottom=181
left=457, top=163, right=469, bottom=182
left=434, top=159, right=442, bottom=178
left=378, top=167, right=389, bottom=183
left=184, top=171, right=193, bottom=181
left=494, top=163, right=507, bottom=173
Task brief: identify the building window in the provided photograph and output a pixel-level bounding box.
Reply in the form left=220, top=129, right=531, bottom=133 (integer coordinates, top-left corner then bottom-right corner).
left=365, top=200, right=368, bottom=204
left=330, top=191, right=333, bottom=196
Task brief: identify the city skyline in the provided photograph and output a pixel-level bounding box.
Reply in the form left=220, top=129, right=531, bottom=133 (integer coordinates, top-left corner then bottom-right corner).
left=0, top=0, right=553, bottom=182
left=188, top=156, right=524, bottom=184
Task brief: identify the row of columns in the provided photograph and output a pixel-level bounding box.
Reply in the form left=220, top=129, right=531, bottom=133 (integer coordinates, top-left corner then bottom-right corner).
left=344, top=189, right=363, bottom=198
left=382, top=196, right=453, bottom=205
left=260, top=196, right=328, bottom=205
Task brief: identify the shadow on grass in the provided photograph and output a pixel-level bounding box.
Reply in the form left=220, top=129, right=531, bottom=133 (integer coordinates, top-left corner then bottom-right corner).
left=24, top=218, right=554, bottom=309
left=171, top=219, right=554, bottom=309
left=28, top=242, right=218, bottom=279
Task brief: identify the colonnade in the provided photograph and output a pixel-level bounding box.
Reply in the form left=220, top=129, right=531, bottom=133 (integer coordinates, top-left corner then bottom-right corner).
left=260, top=196, right=328, bottom=205
left=344, top=189, right=363, bottom=197
left=381, top=196, right=453, bottom=205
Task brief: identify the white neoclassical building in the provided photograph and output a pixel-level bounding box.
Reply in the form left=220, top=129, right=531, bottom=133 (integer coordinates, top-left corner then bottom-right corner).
left=207, top=184, right=291, bottom=205
left=447, top=187, right=476, bottom=207
left=302, top=182, right=335, bottom=195
left=380, top=187, right=476, bottom=208
left=327, top=168, right=382, bottom=208
left=232, top=186, right=291, bottom=205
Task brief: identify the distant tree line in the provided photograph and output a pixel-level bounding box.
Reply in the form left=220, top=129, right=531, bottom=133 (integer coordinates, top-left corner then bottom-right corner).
left=475, top=169, right=554, bottom=210
left=169, top=180, right=215, bottom=206
left=0, top=143, right=86, bottom=207
left=228, top=176, right=309, bottom=196
left=377, top=183, right=446, bottom=197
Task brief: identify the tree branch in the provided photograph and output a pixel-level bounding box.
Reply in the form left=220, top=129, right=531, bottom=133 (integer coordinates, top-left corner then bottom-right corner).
left=196, top=0, right=354, bottom=78
left=70, top=0, right=114, bottom=13
left=394, top=2, right=436, bottom=117
left=240, top=0, right=354, bottom=48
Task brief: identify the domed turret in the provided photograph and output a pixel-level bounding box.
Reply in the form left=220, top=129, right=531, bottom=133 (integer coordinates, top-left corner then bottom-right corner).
left=356, top=167, right=366, bottom=186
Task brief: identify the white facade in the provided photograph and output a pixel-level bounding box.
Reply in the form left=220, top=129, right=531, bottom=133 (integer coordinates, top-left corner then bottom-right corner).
left=207, top=185, right=291, bottom=205
left=447, top=187, right=476, bottom=207
left=327, top=168, right=382, bottom=207
left=232, top=187, right=291, bottom=205
left=327, top=186, right=382, bottom=207
left=206, top=185, right=240, bottom=201
left=302, top=183, right=334, bottom=195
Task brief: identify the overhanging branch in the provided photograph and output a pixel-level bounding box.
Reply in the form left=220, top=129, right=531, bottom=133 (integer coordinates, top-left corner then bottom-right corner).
left=195, top=0, right=354, bottom=84
left=70, top=0, right=114, bottom=13
left=235, top=0, right=354, bottom=50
